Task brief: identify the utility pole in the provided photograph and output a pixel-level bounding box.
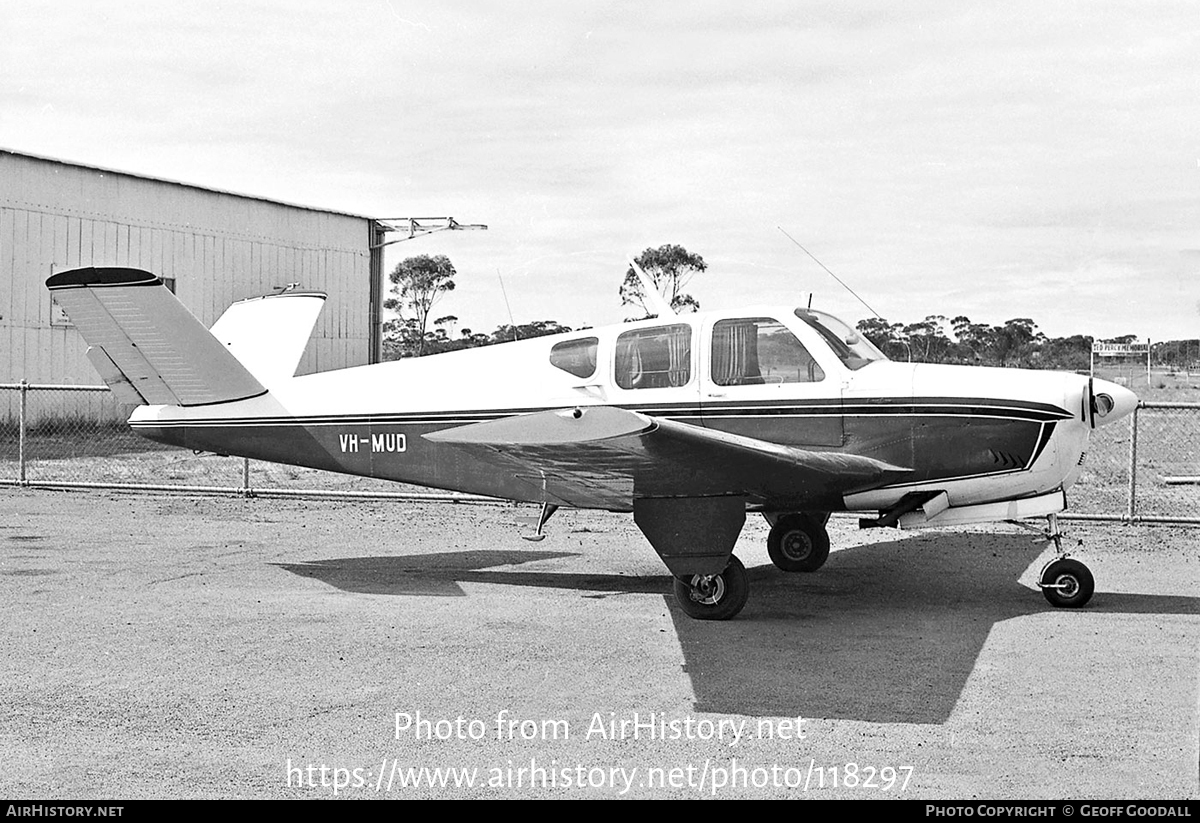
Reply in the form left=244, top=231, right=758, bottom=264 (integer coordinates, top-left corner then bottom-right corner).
left=368, top=217, right=487, bottom=362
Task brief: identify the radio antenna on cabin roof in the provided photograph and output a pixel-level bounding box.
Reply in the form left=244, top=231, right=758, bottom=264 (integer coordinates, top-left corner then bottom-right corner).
left=496, top=269, right=519, bottom=341
left=777, top=226, right=882, bottom=320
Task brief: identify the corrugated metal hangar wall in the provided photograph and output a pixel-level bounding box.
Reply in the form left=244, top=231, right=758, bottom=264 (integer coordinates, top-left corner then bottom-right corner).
left=0, top=150, right=383, bottom=407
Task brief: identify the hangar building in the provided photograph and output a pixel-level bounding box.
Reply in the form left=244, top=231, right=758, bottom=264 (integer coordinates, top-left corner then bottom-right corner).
left=1, top=149, right=386, bottom=406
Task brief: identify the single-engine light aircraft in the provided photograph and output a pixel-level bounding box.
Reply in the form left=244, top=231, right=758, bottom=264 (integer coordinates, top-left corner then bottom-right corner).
left=47, top=266, right=1138, bottom=620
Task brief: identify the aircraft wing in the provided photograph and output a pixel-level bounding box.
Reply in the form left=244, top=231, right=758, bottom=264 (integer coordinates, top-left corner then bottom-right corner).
left=424, top=406, right=907, bottom=510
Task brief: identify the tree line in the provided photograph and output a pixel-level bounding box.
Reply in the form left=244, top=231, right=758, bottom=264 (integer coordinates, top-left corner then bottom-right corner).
left=381, top=254, right=574, bottom=358
left=856, top=315, right=1198, bottom=371
left=857, top=315, right=1095, bottom=370
left=382, top=249, right=1197, bottom=370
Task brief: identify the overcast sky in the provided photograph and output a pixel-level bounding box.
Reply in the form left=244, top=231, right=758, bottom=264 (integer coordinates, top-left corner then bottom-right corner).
left=3, top=1, right=1198, bottom=340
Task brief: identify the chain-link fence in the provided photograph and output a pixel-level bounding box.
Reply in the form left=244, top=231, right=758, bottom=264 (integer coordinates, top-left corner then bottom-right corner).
left=2, top=383, right=1198, bottom=522
left=1060, top=403, right=1200, bottom=524
left=0, top=383, right=487, bottom=502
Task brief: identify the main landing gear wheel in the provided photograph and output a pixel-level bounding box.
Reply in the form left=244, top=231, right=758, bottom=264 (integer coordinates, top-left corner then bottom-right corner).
left=766, top=514, right=830, bottom=573
left=673, top=555, right=749, bottom=621
left=1039, top=558, right=1095, bottom=608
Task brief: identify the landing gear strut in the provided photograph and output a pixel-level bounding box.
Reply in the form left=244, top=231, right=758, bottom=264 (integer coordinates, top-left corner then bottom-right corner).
left=766, top=513, right=830, bottom=573
left=672, top=555, right=749, bottom=621
left=1037, top=513, right=1095, bottom=608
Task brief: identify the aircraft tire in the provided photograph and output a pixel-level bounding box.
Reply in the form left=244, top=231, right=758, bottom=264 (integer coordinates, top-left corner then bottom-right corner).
left=1039, top=558, right=1094, bottom=608
left=767, top=513, right=830, bottom=573
left=673, top=555, right=749, bottom=620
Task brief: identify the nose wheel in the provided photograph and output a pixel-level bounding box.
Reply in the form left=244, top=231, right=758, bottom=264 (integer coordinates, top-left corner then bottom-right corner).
left=672, top=555, right=749, bottom=620
left=1039, top=557, right=1094, bottom=608
left=1036, top=513, right=1094, bottom=608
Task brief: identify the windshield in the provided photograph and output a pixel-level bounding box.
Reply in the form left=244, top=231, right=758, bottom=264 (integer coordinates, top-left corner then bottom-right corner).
left=794, top=308, right=887, bottom=370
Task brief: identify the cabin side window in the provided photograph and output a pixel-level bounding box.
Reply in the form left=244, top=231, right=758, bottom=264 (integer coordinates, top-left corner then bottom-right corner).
left=615, top=324, right=692, bottom=389
left=549, top=337, right=599, bottom=378
left=711, top=317, right=825, bottom=385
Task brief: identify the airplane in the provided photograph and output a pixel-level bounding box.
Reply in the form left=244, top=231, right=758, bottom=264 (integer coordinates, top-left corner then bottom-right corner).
left=45, top=265, right=1139, bottom=621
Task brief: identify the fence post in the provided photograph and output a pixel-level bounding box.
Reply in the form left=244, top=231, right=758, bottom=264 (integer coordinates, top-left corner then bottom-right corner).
left=1126, top=404, right=1139, bottom=522
left=243, top=457, right=251, bottom=497
left=18, top=380, right=28, bottom=485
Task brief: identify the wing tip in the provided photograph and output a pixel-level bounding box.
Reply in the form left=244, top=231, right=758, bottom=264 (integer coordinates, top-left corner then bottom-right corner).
left=47, top=267, right=161, bottom=291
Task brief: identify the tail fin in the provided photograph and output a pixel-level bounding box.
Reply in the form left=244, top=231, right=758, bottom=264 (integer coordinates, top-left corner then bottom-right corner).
left=209, top=288, right=326, bottom=386
left=47, top=267, right=267, bottom=407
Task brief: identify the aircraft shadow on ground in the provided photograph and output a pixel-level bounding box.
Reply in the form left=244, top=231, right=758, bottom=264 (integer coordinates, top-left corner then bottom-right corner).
left=274, top=550, right=668, bottom=598
left=671, top=534, right=1199, bottom=723
left=276, top=536, right=1198, bottom=725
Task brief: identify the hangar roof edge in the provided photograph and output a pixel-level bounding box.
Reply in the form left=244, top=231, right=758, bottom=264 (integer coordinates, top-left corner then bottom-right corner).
left=0, top=147, right=375, bottom=223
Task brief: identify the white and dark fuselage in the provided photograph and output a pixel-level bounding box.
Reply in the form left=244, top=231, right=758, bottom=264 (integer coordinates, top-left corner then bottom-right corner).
left=127, top=305, right=1128, bottom=518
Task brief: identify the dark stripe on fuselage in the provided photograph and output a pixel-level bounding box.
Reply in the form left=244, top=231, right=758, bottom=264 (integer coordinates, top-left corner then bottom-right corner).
left=1031, top=421, right=1057, bottom=465
left=130, top=396, right=1072, bottom=429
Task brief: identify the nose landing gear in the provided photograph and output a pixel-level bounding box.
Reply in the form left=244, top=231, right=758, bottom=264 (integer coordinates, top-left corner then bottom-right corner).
left=1036, top=513, right=1095, bottom=608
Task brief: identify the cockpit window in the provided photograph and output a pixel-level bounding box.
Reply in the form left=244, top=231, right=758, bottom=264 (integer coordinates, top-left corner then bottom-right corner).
left=794, top=309, right=886, bottom=371
left=712, top=318, right=824, bottom=385
left=550, top=337, right=598, bottom=378
left=615, top=324, right=692, bottom=389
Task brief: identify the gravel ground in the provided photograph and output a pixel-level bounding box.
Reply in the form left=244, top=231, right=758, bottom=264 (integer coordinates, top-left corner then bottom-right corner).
left=1, top=488, right=1197, bottom=799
